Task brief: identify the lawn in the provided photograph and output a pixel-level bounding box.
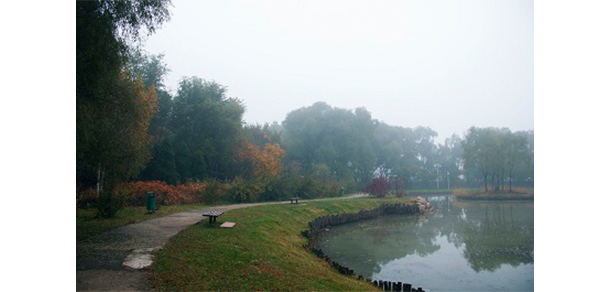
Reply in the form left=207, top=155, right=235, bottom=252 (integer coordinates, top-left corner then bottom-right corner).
left=152, top=196, right=417, bottom=291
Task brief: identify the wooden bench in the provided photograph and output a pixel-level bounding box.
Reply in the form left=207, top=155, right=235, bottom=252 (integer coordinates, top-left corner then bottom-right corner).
left=290, top=197, right=300, bottom=204
left=202, top=211, right=223, bottom=223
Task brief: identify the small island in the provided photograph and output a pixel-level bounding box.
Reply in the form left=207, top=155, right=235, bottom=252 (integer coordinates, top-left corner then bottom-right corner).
left=453, top=187, right=534, bottom=201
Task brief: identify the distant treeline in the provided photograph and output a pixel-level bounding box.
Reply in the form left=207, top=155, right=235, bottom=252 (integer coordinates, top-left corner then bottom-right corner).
left=76, top=0, right=533, bottom=216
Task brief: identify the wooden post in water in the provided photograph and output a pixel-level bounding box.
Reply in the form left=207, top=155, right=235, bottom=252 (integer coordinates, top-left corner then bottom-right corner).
left=403, top=283, right=411, bottom=292
left=397, top=282, right=402, bottom=292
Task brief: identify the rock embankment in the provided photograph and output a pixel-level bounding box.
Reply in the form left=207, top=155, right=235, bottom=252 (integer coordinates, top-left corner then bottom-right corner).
left=414, top=196, right=433, bottom=213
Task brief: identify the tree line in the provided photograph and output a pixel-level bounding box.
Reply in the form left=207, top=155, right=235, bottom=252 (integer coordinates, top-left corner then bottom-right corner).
left=77, top=0, right=533, bottom=217
left=462, top=127, right=533, bottom=192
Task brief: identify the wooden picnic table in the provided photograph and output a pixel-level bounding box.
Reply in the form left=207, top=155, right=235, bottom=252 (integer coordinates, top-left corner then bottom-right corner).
left=290, top=197, right=300, bottom=204
left=202, top=211, right=223, bottom=223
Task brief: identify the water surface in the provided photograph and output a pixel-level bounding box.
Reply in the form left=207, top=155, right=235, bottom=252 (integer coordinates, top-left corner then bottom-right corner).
left=317, top=196, right=534, bottom=291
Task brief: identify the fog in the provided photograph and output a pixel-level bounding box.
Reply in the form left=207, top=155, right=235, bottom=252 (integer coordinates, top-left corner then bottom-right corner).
left=143, top=0, right=533, bottom=142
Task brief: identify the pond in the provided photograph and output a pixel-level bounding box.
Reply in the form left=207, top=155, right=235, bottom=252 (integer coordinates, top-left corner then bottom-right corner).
left=317, top=196, right=534, bottom=291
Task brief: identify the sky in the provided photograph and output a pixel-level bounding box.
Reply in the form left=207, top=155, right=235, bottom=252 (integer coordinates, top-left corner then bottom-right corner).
left=143, top=0, right=533, bottom=143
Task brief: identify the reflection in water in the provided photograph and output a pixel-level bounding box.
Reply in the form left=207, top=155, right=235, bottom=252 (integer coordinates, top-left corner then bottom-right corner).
left=317, top=196, right=534, bottom=291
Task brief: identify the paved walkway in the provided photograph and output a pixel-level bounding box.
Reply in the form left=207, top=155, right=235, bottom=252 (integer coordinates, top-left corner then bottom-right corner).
left=76, top=194, right=367, bottom=291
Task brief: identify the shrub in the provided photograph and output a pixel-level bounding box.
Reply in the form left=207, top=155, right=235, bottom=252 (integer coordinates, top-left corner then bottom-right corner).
left=260, top=177, right=290, bottom=201
left=363, top=177, right=390, bottom=197
left=230, top=177, right=262, bottom=203
left=201, top=179, right=225, bottom=205
left=96, top=187, right=127, bottom=218
left=112, top=181, right=206, bottom=206
left=168, top=181, right=206, bottom=205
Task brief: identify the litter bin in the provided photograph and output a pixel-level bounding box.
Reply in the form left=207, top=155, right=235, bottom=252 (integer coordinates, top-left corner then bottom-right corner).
left=146, top=191, right=156, bottom=214
left=340, top=187, right=345, bottom=196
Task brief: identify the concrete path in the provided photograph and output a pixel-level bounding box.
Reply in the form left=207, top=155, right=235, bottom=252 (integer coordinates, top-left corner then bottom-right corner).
left=76, top=194, right=367, bottom=291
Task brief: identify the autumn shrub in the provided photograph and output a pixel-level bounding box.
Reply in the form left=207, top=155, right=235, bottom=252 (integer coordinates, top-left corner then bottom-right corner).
left=117, top=181, right=168, bottom=206
left=363, top=177, right=390, bottom=197
left=169, top=181, right=206, bottom=205
left=112, top=181, right=207, bottom=206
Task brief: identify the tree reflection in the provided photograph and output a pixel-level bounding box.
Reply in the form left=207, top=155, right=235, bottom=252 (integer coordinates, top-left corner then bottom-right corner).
left=318, top=197, right=534, bottom=277
left=318, top=215, right=441, bottom=276
left=461, top=204, right=534, bottom=272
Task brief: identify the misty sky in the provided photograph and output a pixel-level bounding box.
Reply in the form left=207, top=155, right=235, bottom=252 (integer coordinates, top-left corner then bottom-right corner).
left=143, top=0, right=533, bottom=142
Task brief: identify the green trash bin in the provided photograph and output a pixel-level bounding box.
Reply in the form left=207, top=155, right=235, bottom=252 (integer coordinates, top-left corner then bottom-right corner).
left=340, top=187, right=345, bottom=196
left=146, top=191, right=156, bottom=214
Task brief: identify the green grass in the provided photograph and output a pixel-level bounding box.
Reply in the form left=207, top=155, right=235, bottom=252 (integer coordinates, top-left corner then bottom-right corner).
left=77, top=204, right=208, bottom=242
left=153, top=196, right=416, bottom=291
left=453, top=187, right=534, bottom=201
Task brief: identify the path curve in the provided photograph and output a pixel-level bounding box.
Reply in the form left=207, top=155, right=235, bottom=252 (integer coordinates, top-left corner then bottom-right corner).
left=76, top=194, right=368, bottom=291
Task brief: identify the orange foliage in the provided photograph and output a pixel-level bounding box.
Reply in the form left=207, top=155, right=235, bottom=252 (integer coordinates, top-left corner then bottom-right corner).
left=238, top=143, right=286, bottom=182
left=116, top=181, right=206, bottom=205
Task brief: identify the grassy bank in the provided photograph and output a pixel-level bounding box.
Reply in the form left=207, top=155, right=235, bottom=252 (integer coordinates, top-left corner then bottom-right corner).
left=153, top=196, right=417, bottom=291
left=76, top=204, right=208, bottom=242
left=453, top=187, right=534, bottom=201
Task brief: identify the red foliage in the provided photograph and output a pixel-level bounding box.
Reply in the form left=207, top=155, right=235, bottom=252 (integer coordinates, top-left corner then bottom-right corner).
left=116, top=181, right=207, bottom=205
left=363, top=177, right=390, bottom=197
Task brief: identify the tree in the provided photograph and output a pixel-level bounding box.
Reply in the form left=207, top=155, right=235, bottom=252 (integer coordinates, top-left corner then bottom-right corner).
left=462, top=127, right=533, bottom=192
left=237, top=143, right=286, bottom=183
left=437, top=134, right=463, bottom=189
left=242, top=123, right=282, bottom=149
left=138, top=139, right=180, bottom=184
left=281, top=102, right=376, bottom=187
left=412, top=127, right=440, bottom=189
left=127, top=50, right=171, bottom=91
left=170, top=77, right=245, bottom=180
left=372, top=123, right=417, bottom=189
left=77, top=0, right=172, bottom=216
left=79, top=72, right=158, bottom=217
left=503, top=132, right=531, bottom=192
left=462, top=127, right=496, bottom=192
left=129, top=51, right=179, bottom=183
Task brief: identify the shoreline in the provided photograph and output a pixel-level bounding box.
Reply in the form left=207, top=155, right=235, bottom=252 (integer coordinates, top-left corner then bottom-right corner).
left=454, top=192, right=534, bottom=201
